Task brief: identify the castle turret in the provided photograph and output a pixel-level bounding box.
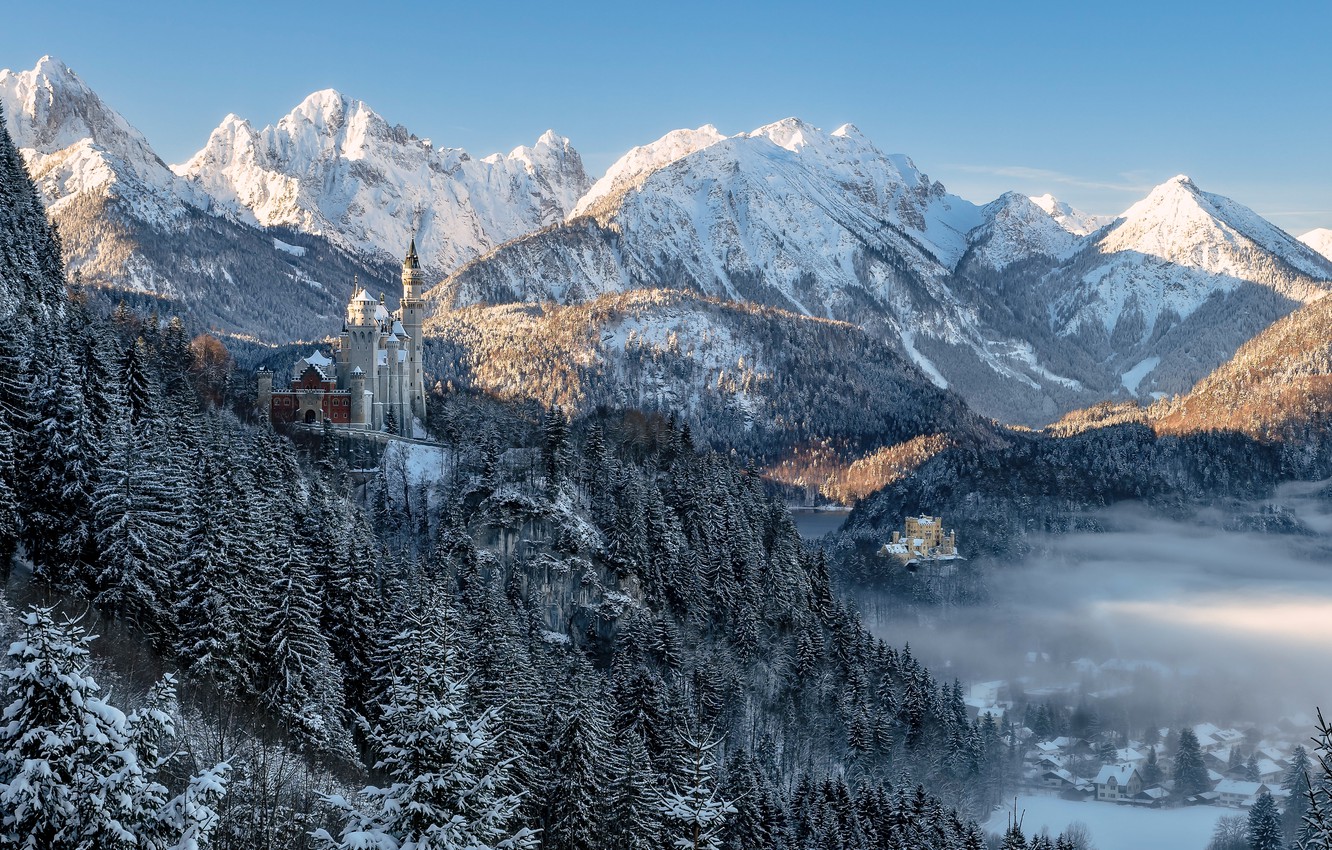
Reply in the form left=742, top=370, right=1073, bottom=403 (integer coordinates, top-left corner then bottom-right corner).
left=344, top=277, right=379, bottom=394
left=349, top=367, right=367, bottom=426
left=399, top=238, right=428, bottom=423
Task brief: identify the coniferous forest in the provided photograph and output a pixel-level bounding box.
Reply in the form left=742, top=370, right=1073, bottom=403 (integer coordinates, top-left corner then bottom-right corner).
left=0, top=106, right=1124, bottom=850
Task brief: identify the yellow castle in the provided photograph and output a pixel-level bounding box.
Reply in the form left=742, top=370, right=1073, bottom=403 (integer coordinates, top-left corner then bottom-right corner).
left=879, top=515, right=959, bottom=563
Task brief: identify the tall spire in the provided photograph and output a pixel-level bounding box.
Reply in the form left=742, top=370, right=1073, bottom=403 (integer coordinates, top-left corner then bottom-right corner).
left=403, top=237, right=420, bottom=270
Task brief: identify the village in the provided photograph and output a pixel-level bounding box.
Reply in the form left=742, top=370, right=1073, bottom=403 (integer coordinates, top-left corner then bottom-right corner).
left=876, top=514, right=1309, bottom=823
left=966, top=668, right=1307, bottom=814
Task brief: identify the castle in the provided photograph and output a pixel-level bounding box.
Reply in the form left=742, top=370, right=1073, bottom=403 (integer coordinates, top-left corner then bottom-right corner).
left=879, top=514, right=960, bottom=564
left=258, top=241, right=427, bottom=433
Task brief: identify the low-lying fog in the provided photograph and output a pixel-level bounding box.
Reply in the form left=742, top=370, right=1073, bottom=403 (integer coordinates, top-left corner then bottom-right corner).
left=859, top=479, right=1332, bottom=729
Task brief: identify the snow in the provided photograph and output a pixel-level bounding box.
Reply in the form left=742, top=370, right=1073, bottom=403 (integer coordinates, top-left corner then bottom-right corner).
left=1121, top=356, right=1160, bottom=394
left=572, top=124, right=727, bottom=216
left=899, top=330, right=948, bottom=389
left=272, top=238, right=306, bottom=257
left=1061, top=175, right=1332, bottom=336
left=173, top=89, right=591, bottom=274
left=0, top=56, right=208, bottom=224
left=984, top=794, right=1231, bottom=850
left=1300, top=227, right=1332, bottom=262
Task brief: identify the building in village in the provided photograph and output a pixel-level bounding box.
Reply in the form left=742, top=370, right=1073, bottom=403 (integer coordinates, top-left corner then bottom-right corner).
left=259, top=241, right=427, bottom=433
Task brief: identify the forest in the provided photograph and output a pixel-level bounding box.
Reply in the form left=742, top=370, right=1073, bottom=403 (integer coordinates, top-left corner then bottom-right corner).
left=0, top=108, right=1102, bottom=850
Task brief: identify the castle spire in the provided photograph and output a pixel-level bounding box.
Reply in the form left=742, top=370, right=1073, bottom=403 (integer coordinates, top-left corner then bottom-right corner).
left=403, top=237, right=420, bottom=270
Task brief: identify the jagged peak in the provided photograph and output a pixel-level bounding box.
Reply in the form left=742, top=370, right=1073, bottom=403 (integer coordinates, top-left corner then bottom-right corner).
left=831, top=122, right=864, bottom=139
left=535, top=128, right=566, bottom=148
left=748, top=116, right=821, bottom=152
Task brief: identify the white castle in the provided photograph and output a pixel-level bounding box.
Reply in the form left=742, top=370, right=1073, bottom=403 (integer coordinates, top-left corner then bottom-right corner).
left=259, top=241, right=427, bottom=433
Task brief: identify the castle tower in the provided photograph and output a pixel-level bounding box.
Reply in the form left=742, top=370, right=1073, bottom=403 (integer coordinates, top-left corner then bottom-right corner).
left=399, top=238, right=428, bottom=423
left=349, top=367, right=367, bottom=426
left=343, top=277, right=379, bottom=407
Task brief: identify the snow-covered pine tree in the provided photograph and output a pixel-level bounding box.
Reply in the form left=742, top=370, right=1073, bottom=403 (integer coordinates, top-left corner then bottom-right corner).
left=259, top=500, right=353, bottom=759
left=313, top=595, right=535, bottom=850
left=1282, top=744, right=1311, bottom=845
left=539, top=667, right=612, bottom=850
left=660, top=731, right=736, bottom=850
left=1245, top=790, right=1282, bottom=850
left=92, top=413, right=181, bottom=636
left=0, top=607, right=229, bottom=850
left=1173, top=727, right=1210, bottom=797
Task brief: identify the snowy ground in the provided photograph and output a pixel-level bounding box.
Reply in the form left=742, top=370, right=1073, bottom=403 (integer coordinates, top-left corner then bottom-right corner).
left=983, top=794, right=1230, bottom=850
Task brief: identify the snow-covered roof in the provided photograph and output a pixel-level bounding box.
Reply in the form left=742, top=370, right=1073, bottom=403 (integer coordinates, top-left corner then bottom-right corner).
left=351, top=287, right=377, bottom=304
left=1116, top=747, right=1145, bottom=763
left=296, top=351, right=335, bottom=381
left=375, top=303, right=390, bottom=321
left=1095, top=764, right=1138, bottom=786
left=392, top=319, right=407, bottom=336
left=1138, top=787, right=1169, bottom=800
left=1220, top=780, right=1268, bottom=796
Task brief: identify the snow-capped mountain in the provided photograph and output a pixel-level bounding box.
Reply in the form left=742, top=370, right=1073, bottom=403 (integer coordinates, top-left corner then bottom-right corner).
left=175, top=91, right=590, bottom=276
left=1301, top=228, right=1332, bottom=262
left=1054, top=175, right=1331, bottom=336
left=964, top=192, right=1098, bottom=271
left=571, top=124, right=727, bottom=217
left=1000, top=175, right=1332, bottom=403
left=0, top=56, right=206, bottom=225
left=435, top=119, right=1140, bottom=423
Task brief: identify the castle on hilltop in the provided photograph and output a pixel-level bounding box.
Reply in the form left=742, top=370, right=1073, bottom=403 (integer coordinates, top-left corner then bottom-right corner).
left=879, top=514, right=960, bottom=565
left=258, top=241, right=427, bottom=433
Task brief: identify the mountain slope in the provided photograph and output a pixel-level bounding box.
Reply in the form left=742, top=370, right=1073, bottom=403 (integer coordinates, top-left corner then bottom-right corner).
left=0, top=56, right=407, bottom=341
left=424, top=287, right=993, bottom=467
left=433, top=119, right=1113, bottom=424
left=956, top=176, right=1332, bottom=415
left=1301, top=228, right=1332, bottom=262
left=175, top=91, right=590, bottom=277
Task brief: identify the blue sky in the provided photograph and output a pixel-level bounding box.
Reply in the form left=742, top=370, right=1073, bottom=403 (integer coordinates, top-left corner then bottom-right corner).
left=4, top=0, right=1330, bottom=231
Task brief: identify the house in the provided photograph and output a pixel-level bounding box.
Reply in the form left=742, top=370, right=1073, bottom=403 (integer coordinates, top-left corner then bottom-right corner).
left=1115, top=747, right=1146, bottom=767
left=1215, top=780, right=1272, bottom=808
left=1041, top=768, right=1078, bottom=791
left=1133, top=786, right=1170, bottom=807
left=1094, top=764, right=1143, bottom=802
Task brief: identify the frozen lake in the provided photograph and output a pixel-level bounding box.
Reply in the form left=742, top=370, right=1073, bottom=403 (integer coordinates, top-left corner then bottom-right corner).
left=984, top=794, right=1232, bottom=850
left=789, top=507, right=850, bottom=539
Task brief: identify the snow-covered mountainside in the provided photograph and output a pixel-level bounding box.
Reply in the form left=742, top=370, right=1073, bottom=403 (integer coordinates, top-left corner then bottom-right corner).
left=1301, top=228, right=1332, bottom=262
left=0, top=56, right=209, bottom=233
left=571, top=124, right=726, bottom=217
left=964, top=192, right=1095, bottom=271
left=175, top=91, right=590, bottom=276
left=423, top=288, right=988, bottom=459
left=1002, top=176, right=1332, bottom=404
left=437, top=119, right=1097, bottom=419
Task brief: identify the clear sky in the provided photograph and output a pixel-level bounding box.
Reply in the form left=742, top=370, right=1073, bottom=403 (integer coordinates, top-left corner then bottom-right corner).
left=4, top=0, right=1330, bottom=232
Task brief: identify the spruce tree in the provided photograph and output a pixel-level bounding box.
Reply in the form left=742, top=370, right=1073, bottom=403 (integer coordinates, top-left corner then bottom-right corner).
left=314, top=596, right=535, bottom=850
left=0, top=607, right=229, bottom=850
left=661, top=731, right=736, bottom=850
left=1245, top=791, right=1282, bottom=850
left=1173, top=727, right=1210, bottom=797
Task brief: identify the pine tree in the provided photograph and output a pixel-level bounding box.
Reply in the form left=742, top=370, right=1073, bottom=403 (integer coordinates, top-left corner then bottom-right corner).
left=1245, top=791, right=1282, bottom=850
left=92, top=415, right=180, bottom=635
left=1141, top=745, right=1161, bottom=786
left=1282, top=744, right=1311, bottom=846
left=1173, top=727, right=1210, bottom=797
left=313, top=597, right=535, bottom=850
left=661, top=731, right=736, bottom=850
left=540, top=671, right=611, bottom=850
left=259, top=504, right=352, bottom=759
left=0, top=607, right=229, bottom=850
